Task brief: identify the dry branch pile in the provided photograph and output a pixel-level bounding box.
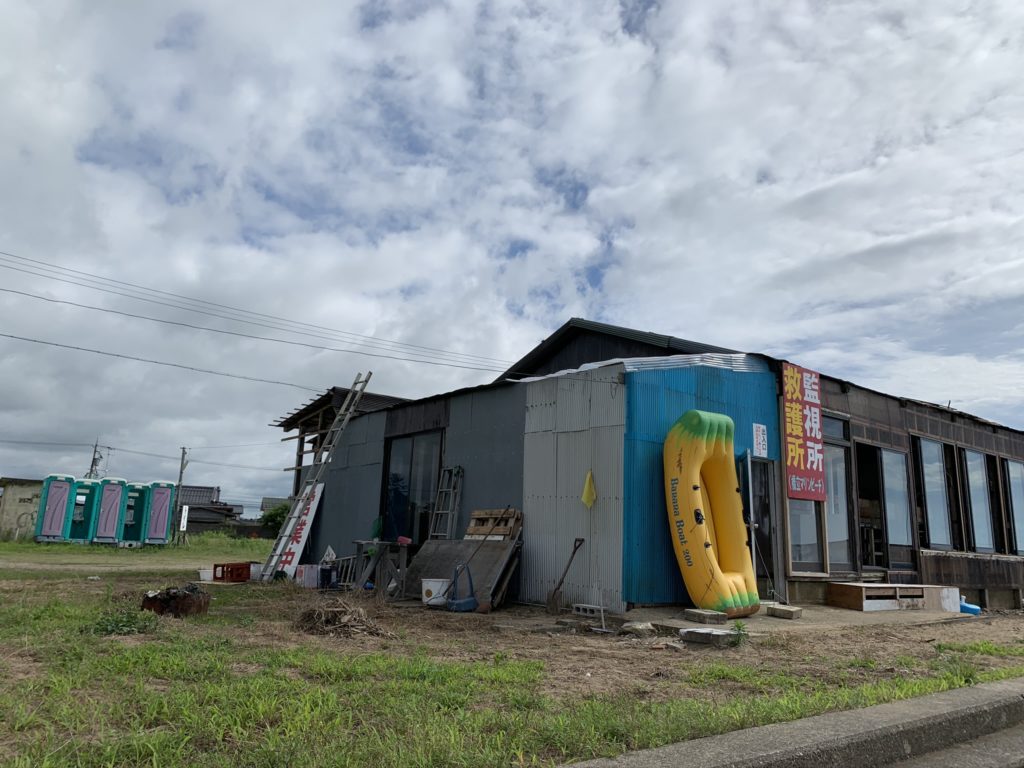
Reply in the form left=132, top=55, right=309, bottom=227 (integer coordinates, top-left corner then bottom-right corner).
left=294, top=598, right=395, bottom=638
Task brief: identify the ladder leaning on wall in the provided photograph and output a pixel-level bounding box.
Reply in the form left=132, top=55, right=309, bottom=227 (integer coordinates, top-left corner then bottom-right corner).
left=260, top=371, right=372, bottom=582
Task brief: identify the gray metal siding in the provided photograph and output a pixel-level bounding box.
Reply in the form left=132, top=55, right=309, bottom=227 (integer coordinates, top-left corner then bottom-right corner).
left=306, top=410, right=386, bottom=561
left=443, top=385, right=526, bottom=533
left=522, top=366, right=626, bottom=613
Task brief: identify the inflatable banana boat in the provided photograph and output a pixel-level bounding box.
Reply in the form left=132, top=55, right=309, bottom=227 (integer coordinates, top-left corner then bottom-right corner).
left=663, top=410, right=760, bottom=618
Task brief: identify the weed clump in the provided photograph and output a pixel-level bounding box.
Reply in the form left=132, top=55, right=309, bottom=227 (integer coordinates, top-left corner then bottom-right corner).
left=729, top=619, right=749, bottom=648
left=87, top=605, right=158, bottom=636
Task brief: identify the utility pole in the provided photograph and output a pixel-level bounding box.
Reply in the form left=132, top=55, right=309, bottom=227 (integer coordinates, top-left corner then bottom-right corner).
left=172, top=446, right=189, bottom=545
left=84, top=439, right=103, bottom=479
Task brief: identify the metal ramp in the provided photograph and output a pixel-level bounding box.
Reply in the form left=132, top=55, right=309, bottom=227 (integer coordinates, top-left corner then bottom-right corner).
left=261, top=372, right=372, bottom=582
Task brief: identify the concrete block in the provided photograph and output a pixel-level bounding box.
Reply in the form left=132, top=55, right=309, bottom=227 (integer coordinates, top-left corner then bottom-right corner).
left=679, top=628, right=736, bottom=648
left=619, top=621, right=657, bottom=638
left=767, top=604, right=803, bottom=620
left=683, top=608, right=728, bottom=625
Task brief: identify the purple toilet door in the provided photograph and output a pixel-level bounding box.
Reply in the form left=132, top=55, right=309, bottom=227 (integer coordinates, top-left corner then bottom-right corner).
left=95, top=485, right=121, bottom=540
left=147, top=488, right=171, bottom=540
left=41, top=481, right=71, bottom=537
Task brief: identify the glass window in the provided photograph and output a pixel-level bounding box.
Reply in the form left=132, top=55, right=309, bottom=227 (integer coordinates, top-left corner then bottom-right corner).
left=964, top=450, right=994, bottom=552
left=824, top=445, right=852, bottom=570
left=789, top=499, right=823, bottom=571
left=1008, top=460, right=1024, bottom=556
left=882, top=450, right=913, bottom=546
left=822, top=417, right=847, bottom=440
left=920, top=439, right=951, bottom=548
left=382, top=432, right=442, bottom=543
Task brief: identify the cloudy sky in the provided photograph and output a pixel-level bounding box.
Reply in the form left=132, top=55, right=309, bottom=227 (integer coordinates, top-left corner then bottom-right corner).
left=2, top=1, right=1023, bottom=513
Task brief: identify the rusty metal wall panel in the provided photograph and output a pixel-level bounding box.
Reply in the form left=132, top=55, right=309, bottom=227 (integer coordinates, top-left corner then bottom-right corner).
left=525, top=379, right=557, bottom=433
left=555, top=377, right=592, bottom=433
left=920, top=549, right=1024, bottom=589
left=384, top=398, right=449, bottom=437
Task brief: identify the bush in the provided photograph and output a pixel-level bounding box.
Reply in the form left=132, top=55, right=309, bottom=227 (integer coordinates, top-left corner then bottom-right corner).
left=260, top=503, right=290, bottom=534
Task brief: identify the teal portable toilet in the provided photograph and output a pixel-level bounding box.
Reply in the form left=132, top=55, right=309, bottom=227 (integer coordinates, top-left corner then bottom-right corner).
left=118, top=482, right=149, bottom=545
left=144, top=481, right=176, bottom=544
left=35, top=474, right=76, bottom=542
left=67, top=479, right=102, bottom=542
left=93, top=477, right=128, bottom=544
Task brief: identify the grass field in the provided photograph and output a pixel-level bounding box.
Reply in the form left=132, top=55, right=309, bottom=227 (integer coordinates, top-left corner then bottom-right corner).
left=2, top=538, right=1024, bottom=766
left=0, top=533, right=272, bottom=573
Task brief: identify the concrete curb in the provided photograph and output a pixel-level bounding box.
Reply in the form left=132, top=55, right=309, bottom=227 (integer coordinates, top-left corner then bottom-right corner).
left=567, top=678, right=1024, bottom=768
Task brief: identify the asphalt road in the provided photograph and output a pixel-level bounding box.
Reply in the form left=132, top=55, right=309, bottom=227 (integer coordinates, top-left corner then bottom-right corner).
left=892, top=724, right=1024, bottom=767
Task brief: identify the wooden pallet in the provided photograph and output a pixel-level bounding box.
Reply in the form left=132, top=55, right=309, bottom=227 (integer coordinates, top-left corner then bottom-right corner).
left=826, top=582, right=959, bottom=612
left=464, top=508, right=522, bottom=541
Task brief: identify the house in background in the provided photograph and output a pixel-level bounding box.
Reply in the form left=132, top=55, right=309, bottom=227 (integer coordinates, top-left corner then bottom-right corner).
left=275, top=318, right=1024, bottom=611
left=178, top=485, right=244, bottom=534
left=0, top=477, right=43, bottom=540
left=259, top=497, right=290, bottom=515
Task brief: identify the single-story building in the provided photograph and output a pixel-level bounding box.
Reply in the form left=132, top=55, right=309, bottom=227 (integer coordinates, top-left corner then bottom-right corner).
left=277, top=318, right=1024, bottom=611
left=0, top=477, right=43, bottom=539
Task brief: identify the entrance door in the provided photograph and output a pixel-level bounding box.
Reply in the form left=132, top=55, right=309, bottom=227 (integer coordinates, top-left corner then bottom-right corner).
left=738, top=456, right=776, bottom=597
left=855, top=444, right=916, bottom=572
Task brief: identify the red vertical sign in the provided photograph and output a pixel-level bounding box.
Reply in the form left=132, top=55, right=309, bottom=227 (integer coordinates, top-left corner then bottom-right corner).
left=782, top=363, right=826, bottom=501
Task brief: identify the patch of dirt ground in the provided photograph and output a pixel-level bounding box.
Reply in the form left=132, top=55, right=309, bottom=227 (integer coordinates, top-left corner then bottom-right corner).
left=259, top=594, right=1024, bottom=701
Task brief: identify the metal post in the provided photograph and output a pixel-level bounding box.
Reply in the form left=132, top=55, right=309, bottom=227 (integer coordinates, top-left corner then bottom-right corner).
left=172, top=447, right=189, bottom=545
left=745, top=449, right=759, bottom=594
left=84, top=439, right=102, bottom=479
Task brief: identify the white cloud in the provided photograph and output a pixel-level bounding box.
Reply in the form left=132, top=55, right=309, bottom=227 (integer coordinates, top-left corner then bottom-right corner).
left=1, top=1, right=1023, bottom=505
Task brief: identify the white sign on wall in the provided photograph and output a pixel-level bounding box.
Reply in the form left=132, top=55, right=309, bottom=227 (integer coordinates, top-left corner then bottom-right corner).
left=179, top=505, right=190, bottom=532
left=753, top=423, right=769, bottom=458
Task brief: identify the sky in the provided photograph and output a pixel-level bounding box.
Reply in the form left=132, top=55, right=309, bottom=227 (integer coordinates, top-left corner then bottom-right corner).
left=2, top=1, right=1023, bottom=514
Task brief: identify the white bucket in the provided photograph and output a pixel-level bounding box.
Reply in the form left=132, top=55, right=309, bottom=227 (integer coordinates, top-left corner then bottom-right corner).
left=198, top=569, right=213, bottom=582
left=421, top=578, right=451, bottom=607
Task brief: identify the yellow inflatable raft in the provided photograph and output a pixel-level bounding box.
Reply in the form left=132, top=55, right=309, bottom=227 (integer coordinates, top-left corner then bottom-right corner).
left=663, top=410, right=760, bottom=618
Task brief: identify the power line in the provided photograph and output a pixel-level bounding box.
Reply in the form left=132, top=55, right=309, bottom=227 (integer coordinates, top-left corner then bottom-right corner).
left=0, top=287, right=505, bottom=372
left=0, top=249, right=513, bottom=366
left=189, top=441, right=285, bottom=450
left=0, top=439, right=95, bottom=449
left=0, top=332, right=322, bottom=392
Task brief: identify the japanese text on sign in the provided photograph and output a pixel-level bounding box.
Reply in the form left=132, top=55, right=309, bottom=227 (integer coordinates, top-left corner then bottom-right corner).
left=276, top=483, right=324, bottom=578
left=782, top=363, right=826, bottom=501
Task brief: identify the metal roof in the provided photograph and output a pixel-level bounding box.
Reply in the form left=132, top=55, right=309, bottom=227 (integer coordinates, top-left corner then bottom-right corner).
left=272, top=386, right=408, bottom=429
left=498, top=317, right=738, bottom=381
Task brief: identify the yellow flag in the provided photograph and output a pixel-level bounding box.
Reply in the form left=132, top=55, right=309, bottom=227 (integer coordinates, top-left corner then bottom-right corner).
left=581, top=469, right=597, bottom=509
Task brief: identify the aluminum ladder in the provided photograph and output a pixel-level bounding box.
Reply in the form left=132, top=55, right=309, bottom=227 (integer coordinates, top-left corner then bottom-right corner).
left=260, top=371, right=372, bottom=581
left=428, top=466, right=463, bottom=539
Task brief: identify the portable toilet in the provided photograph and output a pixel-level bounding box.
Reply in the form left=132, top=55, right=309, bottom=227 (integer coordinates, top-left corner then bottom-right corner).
left=118, top=482, right=149, bottom=545
left=144, top=481, right=176, bottom=544
left=93, top=477, right=128, bottom=544
left=35, top=474, right=76, bottom=542
left=67, top=479, right=102, bottom=542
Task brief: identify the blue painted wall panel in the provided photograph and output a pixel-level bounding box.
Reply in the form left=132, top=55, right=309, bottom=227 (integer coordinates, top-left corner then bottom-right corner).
left=622, top=365, right=780, bottom=604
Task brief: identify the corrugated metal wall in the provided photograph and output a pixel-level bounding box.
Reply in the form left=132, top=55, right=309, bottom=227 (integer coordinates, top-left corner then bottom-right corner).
left=307, top=410, right=387, bottom=561
left=444, top=384, right=526, bottom=533
left=623, top=363, right=780, bottom=605
left=522, top=367, right=627, bottom=613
